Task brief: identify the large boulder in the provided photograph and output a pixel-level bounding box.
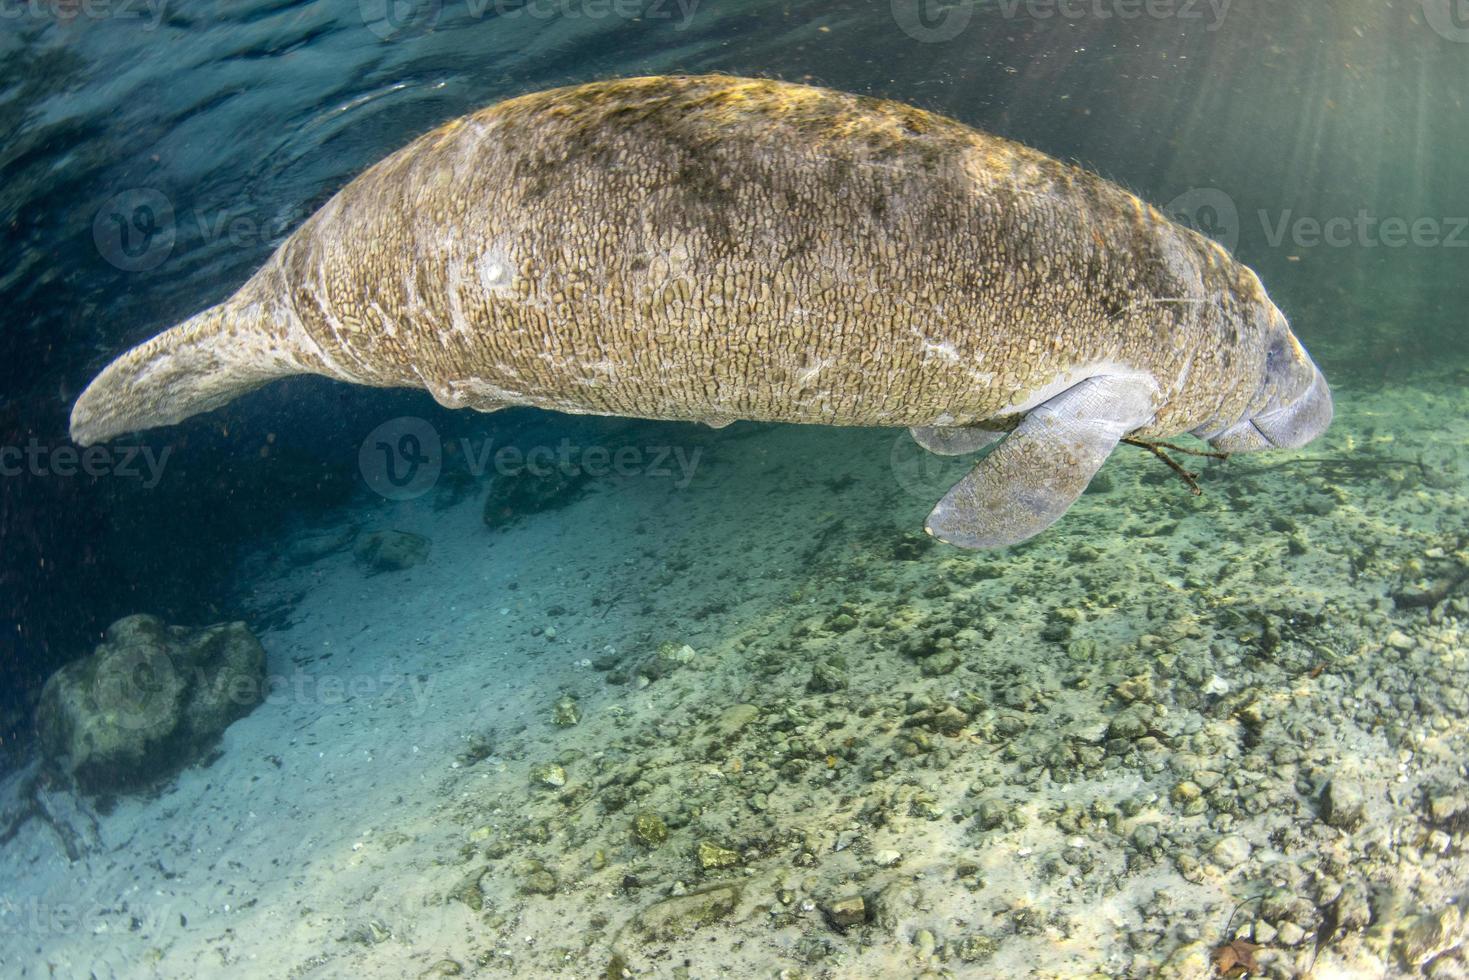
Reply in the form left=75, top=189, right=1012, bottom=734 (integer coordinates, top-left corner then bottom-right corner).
left=35, top=614, right=267, bottom=795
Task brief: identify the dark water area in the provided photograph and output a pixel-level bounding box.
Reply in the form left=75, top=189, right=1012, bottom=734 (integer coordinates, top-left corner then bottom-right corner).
left=1, top=0, right=1467, bottom=744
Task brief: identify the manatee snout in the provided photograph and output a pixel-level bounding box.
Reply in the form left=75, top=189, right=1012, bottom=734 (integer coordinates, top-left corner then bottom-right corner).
left=1209, top=329, right=1332, bottom=453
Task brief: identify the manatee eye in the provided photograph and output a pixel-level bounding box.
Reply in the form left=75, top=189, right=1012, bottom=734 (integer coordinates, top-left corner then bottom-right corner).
left=1264, top=338, right=1289, bottom=374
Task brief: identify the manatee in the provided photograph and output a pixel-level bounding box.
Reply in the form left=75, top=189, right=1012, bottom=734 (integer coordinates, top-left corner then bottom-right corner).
left=71, top=75, right=1331, bottom=548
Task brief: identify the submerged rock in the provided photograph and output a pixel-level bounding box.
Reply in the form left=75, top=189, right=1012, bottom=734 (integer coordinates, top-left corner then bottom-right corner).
left=822, top=894, right=867, bottom=929
left=633, top=884, right=741, bottom=939
left=354, top=529, right=430, bottom=573
left=35, top=614, right=266, bottom=794
left=483, top=466, right=589, bottom=529
left=632, top=810, right=668, bottom=847
left=696, top=839, right=741, bottom=871
left=552, top=695, right=581, bottom=727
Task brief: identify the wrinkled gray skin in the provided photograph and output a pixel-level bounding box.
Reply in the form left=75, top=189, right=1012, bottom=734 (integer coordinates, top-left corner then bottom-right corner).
left=71, top=75, right=1332, bottom=548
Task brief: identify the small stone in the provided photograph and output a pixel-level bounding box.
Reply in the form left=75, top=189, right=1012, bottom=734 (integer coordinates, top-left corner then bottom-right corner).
left=632, top=811, right=668, bottom=847
left=872, top=849, right=902, bottom=868
left=713, top=703, right=760, bottom=736
left=552, top=695, right=581, bottom=727
left=1115, top=674, right=1153, bottom=703
left=955, top=934, right=998, bottom=963
left=975, top=798, right=1008, bottom=830
left=1275, top=920, right=1306, bottom=946
left=531, top=763, right=566, bottom=788
left=696, top=840, right=742, bottom=871
left=1397, top=906, right=1465, bottom=968
left=1107, top=710, right=1149, bottom=740
left=823, top=895, right=866, bottom=929
left=1172, top=780, right=1202, bottom=803
left=1252, top=920, right=1277, bottom=944
left=634, top=884, right=741, bottom=940
left=808, top=661, right=848, bottom=693
left=1385, top=629, right=1414, bottom=651
left=1321, top=779, right=1365, bottom=829
left=419, top=959, right=463, bottom=977
left=520, top=867, right=557, bottom=896
left=919, top=650, right=960, bottom=677
left=1131, top=824, right=1160, bottom=850
left=1211, top=835, right=1251, bottom=869
left=1428, top=791, right=1468, bottom=825
left=354, top=529, right=430, bottom=573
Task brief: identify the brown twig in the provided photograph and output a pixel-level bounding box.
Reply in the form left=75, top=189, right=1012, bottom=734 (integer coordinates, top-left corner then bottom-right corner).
left=1123, top=438, right=1229, bottom=495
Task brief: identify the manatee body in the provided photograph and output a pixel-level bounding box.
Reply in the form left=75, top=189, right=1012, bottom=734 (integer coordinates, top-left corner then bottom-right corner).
left=71, top=75, right=1331, bottom=547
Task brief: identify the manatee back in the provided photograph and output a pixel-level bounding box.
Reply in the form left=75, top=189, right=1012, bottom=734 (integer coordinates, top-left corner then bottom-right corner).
left=275, top=75, right=1261, bottom=429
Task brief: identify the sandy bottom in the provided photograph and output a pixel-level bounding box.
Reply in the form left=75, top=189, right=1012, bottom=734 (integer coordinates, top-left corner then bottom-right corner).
left=2, top=363, right=1468, bottom=979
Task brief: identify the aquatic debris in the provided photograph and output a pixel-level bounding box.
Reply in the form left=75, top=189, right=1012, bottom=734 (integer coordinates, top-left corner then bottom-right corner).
left=354, top=529, right=429, bottom=573
left=1209, top=938, right=1263, bottom=977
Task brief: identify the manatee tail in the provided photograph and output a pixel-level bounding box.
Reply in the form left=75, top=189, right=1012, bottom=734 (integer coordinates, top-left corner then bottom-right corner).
left=70, top=295, right=318, bottom=446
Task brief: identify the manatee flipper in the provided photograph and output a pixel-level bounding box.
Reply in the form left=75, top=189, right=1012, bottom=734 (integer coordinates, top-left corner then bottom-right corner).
left=924, top=375, right=1157, bottom=548
left=69, top=293, right=318, bottom=447
left=909, top=425, right=1005, bottom=456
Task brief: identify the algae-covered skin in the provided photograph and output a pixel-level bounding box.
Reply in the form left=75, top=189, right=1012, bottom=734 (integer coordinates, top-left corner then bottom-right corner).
left=70, top=75, right=1331, bottom=546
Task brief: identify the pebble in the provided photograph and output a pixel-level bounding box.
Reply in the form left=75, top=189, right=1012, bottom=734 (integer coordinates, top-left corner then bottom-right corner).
left=824, top=895, right=866, bottom=928
left=1210, top=835, right=1251, bottom=869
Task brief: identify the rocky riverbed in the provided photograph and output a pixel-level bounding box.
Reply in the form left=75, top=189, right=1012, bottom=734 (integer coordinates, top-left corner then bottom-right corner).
left=1, top=362, right=1466, bottom=978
